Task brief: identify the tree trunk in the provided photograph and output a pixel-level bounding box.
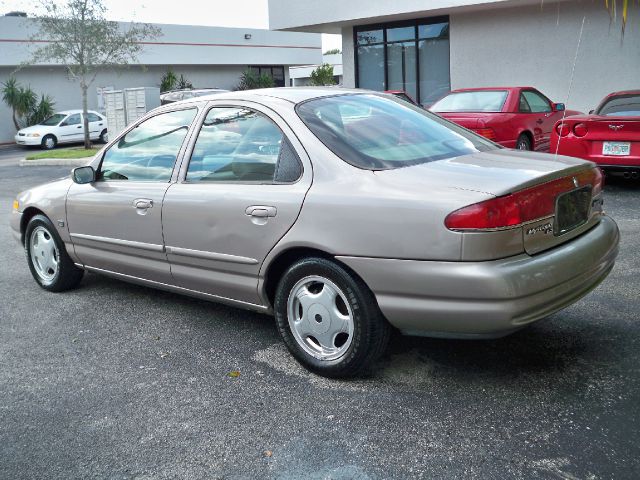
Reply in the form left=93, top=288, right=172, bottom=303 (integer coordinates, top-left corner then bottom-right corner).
left=81, top=81, right=91, bottom=149
left=12, top=109, right=20, bottom=131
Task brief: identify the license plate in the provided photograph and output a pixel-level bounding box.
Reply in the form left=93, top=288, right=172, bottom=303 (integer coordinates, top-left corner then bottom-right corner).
left=555, top=187, right=591, bottom=235
left=603, top=141, right=631, bottom=156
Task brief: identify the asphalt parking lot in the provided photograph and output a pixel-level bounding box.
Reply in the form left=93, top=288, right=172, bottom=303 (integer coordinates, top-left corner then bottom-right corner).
left=1, top=146, right=639, bottom=479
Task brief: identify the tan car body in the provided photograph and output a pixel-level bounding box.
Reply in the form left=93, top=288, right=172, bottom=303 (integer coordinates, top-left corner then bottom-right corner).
left=11, top=88, right=619, bottom=338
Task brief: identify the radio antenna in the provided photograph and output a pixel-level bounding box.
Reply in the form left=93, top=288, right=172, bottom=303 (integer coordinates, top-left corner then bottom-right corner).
left=555, top=14, right=586, bottom=158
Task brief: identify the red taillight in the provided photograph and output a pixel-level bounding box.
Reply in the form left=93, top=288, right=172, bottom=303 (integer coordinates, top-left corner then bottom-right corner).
left=573, top=122, right=588, bottom=137
left=555, top=122, right=571, bottom=136
left=472, top=127, right=497, bottom=141
left=445, top=168, right=602, bottom=231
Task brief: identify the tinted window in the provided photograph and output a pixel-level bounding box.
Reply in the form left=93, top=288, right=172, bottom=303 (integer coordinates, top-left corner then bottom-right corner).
left=40, top=113, right=66, bottom=126
left=519, top=94, right=531, bottom=113
left=65, top=114, right=81, bottom=126
left=187, top=107, right=301, bottom=183
left=87, top=113, right=102, bottom=122
left=597, top=94, right=640, bottom=117
left=431, top=91, right=508, bottom=112
left=99, top=108, right=197, bottom=182
left=297, top=94, right=497, bottom=170
left=522, top=91, right=551, bottom=113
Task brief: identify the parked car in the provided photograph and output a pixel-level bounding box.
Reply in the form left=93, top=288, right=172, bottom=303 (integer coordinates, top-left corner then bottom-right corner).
left=160, top=88, right=229, bottom=105
left=430, top=87, right=581, bottom=151
left=14, top=110, right=108, bottom=150
left=11, top=88, right=619, bottom=377
left=550, top=90, right=640, bottom=178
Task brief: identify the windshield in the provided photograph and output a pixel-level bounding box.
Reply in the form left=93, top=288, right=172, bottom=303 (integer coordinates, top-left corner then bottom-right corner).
left=431, top=90, right=508, bottom=112
left=296, top=94, right=498, bottom=170
left=40, top=113, right=67, bottom=126
left=597, top=94, right=640, bottom=117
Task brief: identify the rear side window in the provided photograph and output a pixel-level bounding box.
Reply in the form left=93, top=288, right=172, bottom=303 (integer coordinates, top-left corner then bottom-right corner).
left=87, top=113, right=102, bottom=122
left=521, top=91, right=551, bottom=113
left=431, top=90, right=508, bottom=112
left=187, top=107, right=302, bottom=183
left=597, top=94, right=640, bottom=117
left=98, top=108, right=197, bottom=182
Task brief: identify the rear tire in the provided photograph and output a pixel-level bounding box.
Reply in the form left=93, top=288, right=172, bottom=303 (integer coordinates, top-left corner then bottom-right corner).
left=99, top=129, right=108, bottom=143
left=274, top=257, right=391, bottom=378
left=516, top=133, right=532, bottom=150
left=41, top=135, right=57, bottom=150
left=24, top=215, right=84, bottom=292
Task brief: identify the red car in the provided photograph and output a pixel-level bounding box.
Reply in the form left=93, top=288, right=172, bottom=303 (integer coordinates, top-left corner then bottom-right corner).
left=430, top=87, right=581, bottom=151
left=550, top=90, right=640, bottom=178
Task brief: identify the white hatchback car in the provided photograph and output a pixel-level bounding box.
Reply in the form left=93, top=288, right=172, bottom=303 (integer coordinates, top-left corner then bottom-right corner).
left=15, top=110, right=108, bottom=149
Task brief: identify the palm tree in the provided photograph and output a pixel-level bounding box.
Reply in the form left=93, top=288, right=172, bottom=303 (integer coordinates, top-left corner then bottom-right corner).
left=1, top=77, right=37, bottom=130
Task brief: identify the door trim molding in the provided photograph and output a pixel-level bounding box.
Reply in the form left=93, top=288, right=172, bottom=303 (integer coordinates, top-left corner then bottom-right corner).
left=165, top=245, right=258, bottom=265
left=70, top=233, right=165, bottom=252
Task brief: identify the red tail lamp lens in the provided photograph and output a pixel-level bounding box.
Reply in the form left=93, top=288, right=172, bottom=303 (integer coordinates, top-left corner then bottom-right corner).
left=445, top=168, right=602, bottom=231
left=472, top=128, right=497, bottom=141
left=555, top=122, right=571, bottom=136
left=573, top=123, right=588, bottom=137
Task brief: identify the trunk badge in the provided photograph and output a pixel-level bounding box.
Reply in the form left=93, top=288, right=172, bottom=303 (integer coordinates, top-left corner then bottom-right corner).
left=573, top=177, right=579, bottom=188
left=609, top=124, right=624, bottom=131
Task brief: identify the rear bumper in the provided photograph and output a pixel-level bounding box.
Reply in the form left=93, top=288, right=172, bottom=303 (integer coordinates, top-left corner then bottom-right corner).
left=337, top=215, right=619, bottom=338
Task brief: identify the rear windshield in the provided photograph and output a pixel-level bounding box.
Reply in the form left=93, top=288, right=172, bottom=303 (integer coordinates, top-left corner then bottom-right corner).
left=296, top=94, right=498, bottom=170
left=431, top=90, right=508, bottom=112
left=597, top=94, right=640, bottom=117
left=40, top=113, right=67, bottom=126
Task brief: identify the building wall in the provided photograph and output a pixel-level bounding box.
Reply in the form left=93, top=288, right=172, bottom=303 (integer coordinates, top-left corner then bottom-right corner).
left=0, top=64, right=246, bottom=143
left=341, top=1, right=639, bottom=112
left=450, top=1, right=639, bottom=113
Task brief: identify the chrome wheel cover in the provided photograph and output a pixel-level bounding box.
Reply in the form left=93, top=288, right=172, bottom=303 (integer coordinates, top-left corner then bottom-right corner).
left=287, top=275, right=354, bottom=361
left=29, top=226, right=59, bottom=283
left=45, top=137, right=55, bottom=149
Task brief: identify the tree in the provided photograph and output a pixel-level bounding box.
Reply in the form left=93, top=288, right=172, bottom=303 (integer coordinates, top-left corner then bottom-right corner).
left=160, top=68, right=178, bottom=92
left=2, top=77, right=37, bottom=130
left=28, top=0, right=160, bottom=148
left=235, top=70, right=275, bottom=91
left=309, top=64, right=336, bottom=86
left=176, top=74, right=193, bottom=90
left=28, top=95, right=56, bottom=126
left=323, top=48, right=341, bottom=55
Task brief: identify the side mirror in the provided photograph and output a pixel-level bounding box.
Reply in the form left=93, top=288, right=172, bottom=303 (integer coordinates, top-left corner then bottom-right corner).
left=72, top=166, right=96, bottom=184
left=553, top=103, right=566, bottom=112
left=589, top=109, right=594, bottom=114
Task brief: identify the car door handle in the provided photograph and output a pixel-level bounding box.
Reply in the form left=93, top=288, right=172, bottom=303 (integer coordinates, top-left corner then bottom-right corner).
left=77, top=125, right=82, bottom=129
left=133, top=198, right=153, bottom=209
left=245, top=205, right=277, bottom=217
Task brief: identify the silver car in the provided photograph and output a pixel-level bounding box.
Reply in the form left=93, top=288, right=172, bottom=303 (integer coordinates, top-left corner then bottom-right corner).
left=10, top=88, right=620, bottom=377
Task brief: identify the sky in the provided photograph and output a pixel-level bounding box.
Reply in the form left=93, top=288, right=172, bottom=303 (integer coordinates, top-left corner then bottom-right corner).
left=0, top=0, right=342, bottom=52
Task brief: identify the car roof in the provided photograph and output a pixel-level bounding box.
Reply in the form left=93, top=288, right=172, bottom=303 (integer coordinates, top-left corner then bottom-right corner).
left=602, top=89, right=640, bottom=98
left=188, top=87, right=366, bottom=105
left=449, top=87, right=533, bottom=93
left=56, top=109, right=101, bottom=115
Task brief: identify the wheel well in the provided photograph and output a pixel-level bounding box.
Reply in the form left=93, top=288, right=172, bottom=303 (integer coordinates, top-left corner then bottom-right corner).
left=263, top=247, right=335, bottom=305
left=20, top=207, right=46, bottom=242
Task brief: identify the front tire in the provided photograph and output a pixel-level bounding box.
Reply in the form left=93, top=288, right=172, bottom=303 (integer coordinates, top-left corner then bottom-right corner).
left=274, top=257, right=390, bottom=378
left=25, top=215, right=84, bottom=292
left=41, top=134, right=57, bottom=150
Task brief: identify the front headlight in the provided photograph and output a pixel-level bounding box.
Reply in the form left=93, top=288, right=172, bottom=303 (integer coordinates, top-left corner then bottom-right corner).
left=26, top=133, right=41, bottom=138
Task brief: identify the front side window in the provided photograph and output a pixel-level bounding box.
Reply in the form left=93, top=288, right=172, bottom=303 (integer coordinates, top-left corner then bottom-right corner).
left=298, top=94, right=497, bottom=170
left=597, top=94, right=640, bottom=117
left=431, top=90, right=508, bottom=113
left=98, top=108, right=197, bottom=182
left=40, top=113, right=66, bottom=126
left=65, top=114, right=81, bottom=126
left=521, top=91, right=551, bottom=113
left=187, top=107, right=301, bottom=183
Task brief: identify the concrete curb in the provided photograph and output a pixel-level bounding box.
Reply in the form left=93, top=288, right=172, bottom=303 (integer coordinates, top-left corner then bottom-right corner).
left=19, top=158, right=90, bottom=167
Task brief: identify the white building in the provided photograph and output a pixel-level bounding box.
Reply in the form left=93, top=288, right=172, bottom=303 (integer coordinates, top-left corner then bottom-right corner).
left=269, top=0, right=639, bottom=110
left=289, top=53, right=343, bottom=86
left=0, top=16, right=321, bottom=144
